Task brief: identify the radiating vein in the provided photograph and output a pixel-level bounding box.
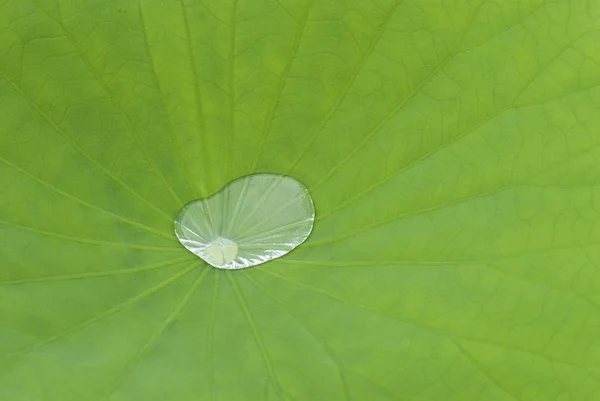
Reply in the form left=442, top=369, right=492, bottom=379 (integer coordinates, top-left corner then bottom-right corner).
left=336, top=240, right=600, bottom=268
left=251, top=0, right=316, bottom=170
left=0, top=220, right=181, bottom=252
left=483, top=262, right=600, bottom=314
left=346, top=370, right=402, bottom=401
left=308, top=132, right=600, bottom=247
left=450, top=339, right=520, bottom=401
left=0, top=255, right=194, bottom=286
left=304, top=184, right=520, bottom=248
left=207, top=270, right=220, bottom=401
left=314, top=106, right=514, bottom=222
left=227, top=271, right=284, bottom=400
left=256, top=270, right=526, bottom=399
left=227, top=0, right=239, bottom=180
left=286, top=0, right=403, bottom=173
left=310, top=4, right=594, bottom=208
left=179, top=0, right=212, bottom=191
left=257, top=268, right=598, bottom=371
left=138, top=0, right=195, bottom=200
left=8, top=263, right=197, bottom=359
left=242, top=272, right=351, bottom=401
left=453, top=1, right=550, bottom=57
left=513, top=29, right=595, bottom=106
left=0, top=70, right=174, bottom=223
left=276, top=258, right=460, bottom=267
left=0, top=155, right=173, bottom=241
left=309, top=1, right=486, bottom=189
left=257, top=266, right=437, bottom=333
left=32, top=0, right=185, bottom=209
left=106, top=265, right=208, bottom=400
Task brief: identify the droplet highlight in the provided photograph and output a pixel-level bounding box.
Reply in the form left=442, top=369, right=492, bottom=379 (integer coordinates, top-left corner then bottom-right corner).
left=174, top=173, right=315, bottom=269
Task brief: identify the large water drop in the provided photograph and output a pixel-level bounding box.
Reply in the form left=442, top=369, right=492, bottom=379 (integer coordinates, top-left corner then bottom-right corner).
left=174, top=174, right=315, bottom=269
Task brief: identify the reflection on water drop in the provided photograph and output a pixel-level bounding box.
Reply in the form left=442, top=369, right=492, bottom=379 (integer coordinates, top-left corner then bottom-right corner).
left=174, top=174, right=315, bottom=270
left=204, top=237, right=238, bottom=267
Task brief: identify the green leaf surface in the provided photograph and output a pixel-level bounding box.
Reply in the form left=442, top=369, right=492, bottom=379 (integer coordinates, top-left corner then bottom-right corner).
left=2, top=0, right=600, bottom=400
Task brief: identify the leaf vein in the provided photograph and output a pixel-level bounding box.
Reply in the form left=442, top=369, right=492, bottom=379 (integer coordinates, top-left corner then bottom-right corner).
left=309, top=1, right=486, bottom=189
left=228, top=271, right=284, bottom=399
left=0, top=256, right=194, bottom=286
left=0, top=69, right=174, bottom=222
left=106, top=266, right=209, bottom=399
left=32, top=0, right=185, bottom=207
left=0, top=220, right=181, bottom=252
left=251, top=0, right=316, bottom=170
left=286, top=0, right=404, bottom=173
left=7, top=264, right=197, bottom=360
left=0, top=155, right=173, bottom=241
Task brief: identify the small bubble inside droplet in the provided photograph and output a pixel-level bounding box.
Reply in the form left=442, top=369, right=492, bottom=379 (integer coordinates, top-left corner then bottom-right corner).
left=204, top=237, right=238, bottom=267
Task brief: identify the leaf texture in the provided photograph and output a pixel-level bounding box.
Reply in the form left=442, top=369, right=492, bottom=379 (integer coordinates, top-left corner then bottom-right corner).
left=2, top=0, right=600, bottom=400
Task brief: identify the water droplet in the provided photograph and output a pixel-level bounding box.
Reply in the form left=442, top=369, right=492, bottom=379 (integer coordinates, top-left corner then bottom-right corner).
left=174, top=174, right=315, bottom=269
